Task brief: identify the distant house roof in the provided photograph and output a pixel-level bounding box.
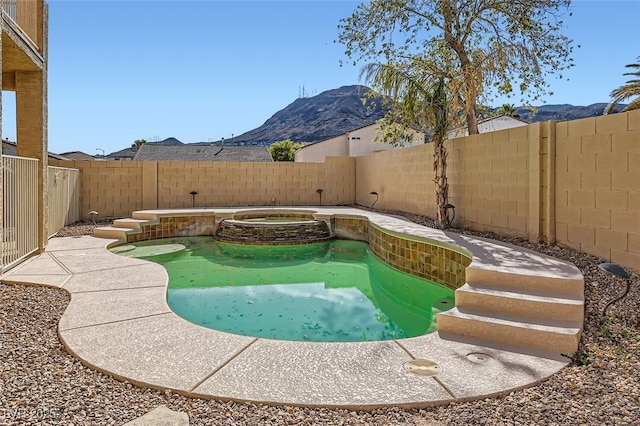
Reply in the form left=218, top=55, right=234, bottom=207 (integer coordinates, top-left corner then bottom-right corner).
left=2, top=140, right=70, bottom=161
left=294, top=122, right=421, bottom=163
left=133, top=144, right=274, bottom=162
left=107, top=147, right=137, bottom=160
left=295, top=122, right=380, bottom=151
left=447, top=114, right=529, bottom=139
left=60, top=151, right=96, bottom=161
left=479, top=114, right=529, bottom=126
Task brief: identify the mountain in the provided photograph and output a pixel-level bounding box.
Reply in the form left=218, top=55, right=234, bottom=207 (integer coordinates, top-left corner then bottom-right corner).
left=105, top=87, right=628, bottom=156
left=205, top=87, right=626, bottom=146
left=152, top=137, right=184, bottom=146
left=518, top=103, right=626, bottom=122
left=195, top=85, right=385, bottom=146
left=107, top=136, right=185, bottom=160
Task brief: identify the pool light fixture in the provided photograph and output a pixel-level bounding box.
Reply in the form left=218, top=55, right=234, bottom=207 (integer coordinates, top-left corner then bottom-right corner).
left=441, top=203, right=456, bottom=227
left=316, top=189, right=323, bottom=205
left=370, top=191, right=379, bottom=210
left=190, top=191, right=198, bottom=207
left=598, top=262, right=632, bottom=324
left=88, top=210, right=99, bottom=226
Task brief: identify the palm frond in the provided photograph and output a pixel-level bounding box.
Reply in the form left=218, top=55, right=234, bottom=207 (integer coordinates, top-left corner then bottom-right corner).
left=622, top=97, right=640, bottom=112
left=360, top=62, right=435, bottom=110
left=604, top=58, right=640, bottom=114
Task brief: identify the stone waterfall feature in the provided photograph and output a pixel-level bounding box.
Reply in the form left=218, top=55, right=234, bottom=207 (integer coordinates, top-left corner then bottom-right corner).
left=215, top=219, right=333, bottom=244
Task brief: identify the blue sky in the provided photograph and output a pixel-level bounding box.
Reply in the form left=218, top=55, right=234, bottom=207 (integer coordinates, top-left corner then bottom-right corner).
left=2, top=0, right=639, bottom=155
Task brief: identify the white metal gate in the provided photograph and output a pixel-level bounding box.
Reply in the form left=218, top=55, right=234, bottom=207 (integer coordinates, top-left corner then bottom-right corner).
left=2, top=155, right=39, bottom=270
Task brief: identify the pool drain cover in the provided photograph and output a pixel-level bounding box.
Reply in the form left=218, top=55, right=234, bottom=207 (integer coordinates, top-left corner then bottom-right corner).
left=404, top=359, right=441, bottom=376
left=466, top=353, right=493, bottom=364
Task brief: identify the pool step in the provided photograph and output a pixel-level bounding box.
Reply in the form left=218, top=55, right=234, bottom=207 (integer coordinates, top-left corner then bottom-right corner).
left=93, top=226, right=138, bottom=242
left=94, top=215, right=159, bottom=241
left=131, top=211, right=163, bottom=221
left=112, top=218, right=154, bottom=230
left=437, top=307, right=582, bottom=356
left=465, top=265, right=584, bottom=299
left=455, top=283, right=584, bottom=322
left=437, top=260, right=584, bottom=356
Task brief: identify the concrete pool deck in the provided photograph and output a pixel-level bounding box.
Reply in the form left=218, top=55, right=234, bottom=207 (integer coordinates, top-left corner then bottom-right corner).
left=1, top=207, right=584, bottom=409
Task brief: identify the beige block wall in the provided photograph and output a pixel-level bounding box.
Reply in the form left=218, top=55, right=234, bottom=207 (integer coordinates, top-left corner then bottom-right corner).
left=555, top=110, right=640, bottom=271
left=52, top=156, right=356, bottom=219
left=52, top=159, right=144, bottom=219
left=155, top=156, right=355, bottom=208
left=357, top=125, right=535, bottom=239
left=447, top=125, right=533, bottom=238
left=51, top=111, right=639, bottom=272
left=356, top=144, right=435, bottom=215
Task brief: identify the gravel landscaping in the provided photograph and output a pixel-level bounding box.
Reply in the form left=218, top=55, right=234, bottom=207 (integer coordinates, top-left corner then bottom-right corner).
left=1, top=215, right=638, bottom=425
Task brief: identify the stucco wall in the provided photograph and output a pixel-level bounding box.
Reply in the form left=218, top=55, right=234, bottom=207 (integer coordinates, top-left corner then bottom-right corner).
left=295, top=135, right=348, bottom=162
left=448, top=115, right=529, bottom=138
left=347, top=124, right=400, bottom=157
left=295, top=123, right=422, bottom=162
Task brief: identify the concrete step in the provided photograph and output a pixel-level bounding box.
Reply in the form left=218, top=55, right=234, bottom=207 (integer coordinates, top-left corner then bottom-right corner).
left=132, top=211, right=161, bottom=221
left=465, top=265, right=584, bottom=299
left=93, top=226, right=138, bottom=241
left=455, top=283, right=584, bottom=322
left=112, top=218, right=153, bottom=230
left=436, top=307, right=582, bottom=356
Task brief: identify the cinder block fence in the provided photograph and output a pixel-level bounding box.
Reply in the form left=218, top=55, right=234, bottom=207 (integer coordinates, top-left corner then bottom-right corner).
left=51, top=110, right=640, bottom=271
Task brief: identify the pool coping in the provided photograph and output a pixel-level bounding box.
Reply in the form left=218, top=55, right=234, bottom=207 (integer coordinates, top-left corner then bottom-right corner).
left=1, top=207, right=584, bottom=409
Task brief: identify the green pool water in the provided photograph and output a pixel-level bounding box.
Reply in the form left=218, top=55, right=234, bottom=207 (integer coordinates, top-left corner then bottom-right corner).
left=111, top=237, right=455, bottom=342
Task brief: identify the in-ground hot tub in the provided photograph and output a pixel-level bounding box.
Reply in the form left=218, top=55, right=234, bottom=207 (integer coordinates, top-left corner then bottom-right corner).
left=215, top=211, right=333, bottom=244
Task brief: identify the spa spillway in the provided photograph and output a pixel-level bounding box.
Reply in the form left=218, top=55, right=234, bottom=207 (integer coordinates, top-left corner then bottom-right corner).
left=214, top=217, right=333, bottom=244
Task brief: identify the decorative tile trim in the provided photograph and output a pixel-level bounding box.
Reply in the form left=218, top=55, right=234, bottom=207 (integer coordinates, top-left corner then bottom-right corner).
left=127, top=215, right=217, bottom=243
left=333, top=217, right=471, bottom=290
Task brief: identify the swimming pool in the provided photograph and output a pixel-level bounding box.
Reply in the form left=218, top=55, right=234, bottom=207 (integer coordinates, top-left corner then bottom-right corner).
left=112, top=237, right=455, bottom=342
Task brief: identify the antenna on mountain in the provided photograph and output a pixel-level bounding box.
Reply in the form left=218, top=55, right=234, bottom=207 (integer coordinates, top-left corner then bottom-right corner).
left=215, top=137, right=224, bottom=156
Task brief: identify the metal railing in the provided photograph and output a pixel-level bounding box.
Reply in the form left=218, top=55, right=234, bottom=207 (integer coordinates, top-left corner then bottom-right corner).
left=0, top=0, right=43, bottom=52
left=1, top=0, right=16, bottom=16
left=2, top=155, right=39, bottom=270
left=48, top=166, right=80, bottom=237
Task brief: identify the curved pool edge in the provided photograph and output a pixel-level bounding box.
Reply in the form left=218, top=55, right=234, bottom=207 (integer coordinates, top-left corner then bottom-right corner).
left=55, top=276, right=569, bottom=409
left=1, top=208, right=582, bottom=409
